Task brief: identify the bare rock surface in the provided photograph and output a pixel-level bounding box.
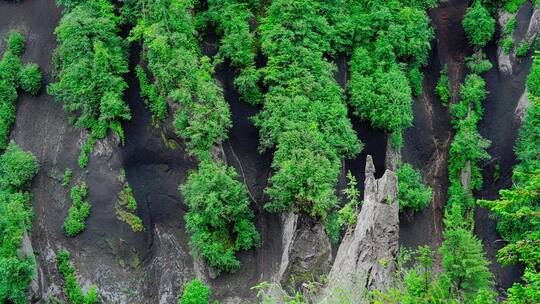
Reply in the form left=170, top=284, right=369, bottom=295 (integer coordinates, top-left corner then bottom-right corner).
left=320, top=155, right=398, bottom=303
left=274, top=212, right=332, bottom=289
left=497, top=10, right=515, bottom=75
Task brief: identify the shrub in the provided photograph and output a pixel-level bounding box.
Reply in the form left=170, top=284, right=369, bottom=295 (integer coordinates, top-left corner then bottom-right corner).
left=180, top=160, right=260, bottom=273
left=462, top=2, right=495, bottom=48
left=62, top=168, right=72, bottom=187
left=7, top=31, right=25, bottom=57
left=503, top=36, right=514, bottom=54
left=56, top=249, right=98, bottom=304
left=440, top=228, right=493, bottom=296
left=0, top=143, right=39, bottom=190
left=135, top=66, right=167, bottom=120
left=502, top=16, right=516, bottom=54
left=436, top=65, right=450, bottom=105
left=63, top=182, right=91, bottom=237
left=465, top=55, right=493, bottom=74
left=116, top=179, right=143, bottom=232
left=19, top=63, right=42, bottom=95
left=0, top=144, right=39, bottom=304
left=397, top=163, right=432, bottom=212
left=178, top=279, right=210, bottom=304
left=516, top=40, right=530, bottom=58
left=338, top=171, right=361, bottom=227
left=503, top=0, right=527, bottom=13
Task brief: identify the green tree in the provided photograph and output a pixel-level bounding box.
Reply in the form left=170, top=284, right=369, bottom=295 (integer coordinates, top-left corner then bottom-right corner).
left=180, top=161, right=260, bottom=273
left=397, top=163, right=432, bottom=212
left=462, top=1, right=495, bottom=48
left=7, top=31, right=25, bottom=57
left=439, top=228, right=493, bottom=297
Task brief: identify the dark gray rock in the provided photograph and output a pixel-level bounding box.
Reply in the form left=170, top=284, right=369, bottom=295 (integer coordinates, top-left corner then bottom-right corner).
left=274, top=212, right=332, bottom=291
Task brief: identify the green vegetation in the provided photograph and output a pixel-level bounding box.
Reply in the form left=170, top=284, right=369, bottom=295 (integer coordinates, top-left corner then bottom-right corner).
left=0, top=143, right=39, bottom=304
left=396, top=163, right=432, bottom=213
left=62, top=168, right=73, bottom=187
left=0, top=31, right=42, bottom=150
left=180, top=161, right=260, bottom=273
left=465, top=54, right=493, bottom=75
left=347, top=1, right=435, bottom=140
left=135, top=66, right=167, bottom=120
left=502, top=16, right=516, bottom=55
left=462, top=1, right=495, bottom=48
left=338, top=172, right=361, bottom=228
left=49, top=0, right=130, bottom=168
left=255, top=0, right=361, bottom=220
left=439, top=228, right=493, bottom=294
left=56, top=249, right=98, bottom=304
left=7, top=31, right=25, bottom=56
left=436, top=65, right=450, bottom=105
left=375, top=4, right=496, bottom=302
left=178, top=279, right=212, bottom=304
left=373, top=242, right=494, bottom=303
left=516, top=40, right=530, bottom=58
left=206, top=0, right=261, bottom=104
left=130, top=0, right=230, bottom=158
left=116, top=170, right=143, bottom=232
left=478, top=51, right=540, bottom=304
left=131, top=0, right=258, bottom=274
left=503, top=0, right=529, bottom=13
left=63, top=182, right=91, bottom=237
left=447, top=74, right=491, bottom=222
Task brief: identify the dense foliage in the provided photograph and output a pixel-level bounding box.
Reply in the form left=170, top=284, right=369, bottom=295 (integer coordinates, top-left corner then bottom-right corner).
left=255, top=0, right=361, bottom=220
left=131, top=0, right=258, bottom=273
left=436, top=65, right=450, bottom=105
left=462, top=1, right=495, bottom=48
left=397, top=163, right=432, bottom=213
left=63, top=182, right=91, bottom=237
left=206, top=0, right=261, bottom=104
left=180, top=161, right=260, bottom=273
left=0, top=143, right=39, bottom=303
left=347, top=0, right=435, bottom=142
left=130, top=0, right=230, bottom=158
left=178, top=279, right=211, bottom=304
left=502, top=16, right=516, bottom=55
left=479, top=51, right=540, bottom=303
left=0, top=32, right=42, bottom=150
left=56, top=249, right=98, bottom=304
left=49, top=0, right=130, bottom=167
left=374, top=242, right=494, bottom=303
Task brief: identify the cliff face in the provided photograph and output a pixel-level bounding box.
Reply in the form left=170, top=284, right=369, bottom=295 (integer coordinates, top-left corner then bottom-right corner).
left=0, top=0, right=535, bottom=303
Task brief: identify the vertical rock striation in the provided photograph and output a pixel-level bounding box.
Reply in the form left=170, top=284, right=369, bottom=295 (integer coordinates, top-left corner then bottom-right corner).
left=320, top=155, right=398, bottom=303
